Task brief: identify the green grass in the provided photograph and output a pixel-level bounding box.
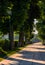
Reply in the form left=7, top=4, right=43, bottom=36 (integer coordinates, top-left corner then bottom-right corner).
left=0, top=43, right=28, bottom=62
left=7, top=47, right=22, bottom=55
left=0, top=48, right=20, bottom=61
left=6, top=43, right=28, bottom=56
left=0, top=47, right=7, bottom=61
left=0, top=47, right=22, bottom=61
left=0, top=33, right=19, bottom=61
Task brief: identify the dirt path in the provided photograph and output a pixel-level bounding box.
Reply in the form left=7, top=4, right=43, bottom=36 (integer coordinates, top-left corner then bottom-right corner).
left=0, top=42, right=45, bottom=65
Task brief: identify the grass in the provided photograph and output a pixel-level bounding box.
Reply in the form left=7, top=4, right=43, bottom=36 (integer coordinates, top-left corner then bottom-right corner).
left=0, top=43, right=28, bottom=62
left=7, top=47, right=23, bottom=55
left=0, top=47, right=7, bottom=61
left=6, top=43, right=28, bottom=56
left=0, top=57, right=4, bottom=61
left=0, top=33, right=19, bottom=61
left=0, top=33, right=30, bottom=62
left=0, top=48, right=20, bottom=61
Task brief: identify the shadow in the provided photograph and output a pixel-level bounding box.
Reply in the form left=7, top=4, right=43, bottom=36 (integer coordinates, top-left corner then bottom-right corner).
left=2, top=50, right=45, bottom=65
left=32, top=41, right=41, bottom=43
left=18, top=51, right=45, bottom=61
left=3, top=57, right=45, bottom=65
left=1, top=43, right=45, bottom=65
left=36, top=48, right=45, bottom=50
left=29, top=47, right=45, bottom=50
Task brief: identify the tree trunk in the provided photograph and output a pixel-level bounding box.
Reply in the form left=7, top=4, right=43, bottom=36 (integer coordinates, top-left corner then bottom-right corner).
left=18, top=31, right=24, bottom=47
left=42, top=40, right=45, bottom=45
left=9, top=22, right=14, bottom=50
left=25, top=32, right=30, bottom=44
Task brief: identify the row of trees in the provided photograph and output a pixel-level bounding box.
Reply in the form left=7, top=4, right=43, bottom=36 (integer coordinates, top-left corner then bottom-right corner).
left=0, top=0, right=31, bottom=50
left=36, top=0, right=45, bottom=44
left=0, top=0, right=45, bottom=50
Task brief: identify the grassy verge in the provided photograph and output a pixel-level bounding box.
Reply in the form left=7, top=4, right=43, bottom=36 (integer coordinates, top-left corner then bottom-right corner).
left=0, top=43, right=29, bottom=62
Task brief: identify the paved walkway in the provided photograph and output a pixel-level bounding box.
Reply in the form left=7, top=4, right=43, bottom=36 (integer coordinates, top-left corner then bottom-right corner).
left=0, top=42, right=45, bottom=65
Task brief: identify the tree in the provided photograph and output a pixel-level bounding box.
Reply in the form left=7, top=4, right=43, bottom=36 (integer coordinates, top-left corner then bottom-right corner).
left=24, top=0, right=41, bottom=42
left=0, top=0, right=31, bottom=48
left=19, top=0, right=41, bottom=45
left=17, top=0, right=31, bottom=46
left=36, top=20, right=45, bottom=44
left=0, top=0, right=41, bottom=49
left=0, top=1, right=15, bottom=50
left=36, top=0, right=45, bottom=45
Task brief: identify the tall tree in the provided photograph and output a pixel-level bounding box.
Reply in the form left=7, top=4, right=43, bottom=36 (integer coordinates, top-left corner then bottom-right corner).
left=25, top=0, right=41, bottom=42
left=0, top=0, right=31, bottom=48
left=0, top=0, right=14, bottom=50
left=18, top=0, right=41, bottom=45
left=36, top=0, right=45, bottom=44
left=17, top=0, right=30, bottom=46
left=36, top=19, right=45, bottom=44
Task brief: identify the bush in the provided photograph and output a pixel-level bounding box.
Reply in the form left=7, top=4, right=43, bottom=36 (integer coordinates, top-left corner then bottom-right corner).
left=0, top=39, right=10, bottom=51
left=0, top=39, right=19, bottom=51
left=0, top=40, right=5, bottom=47
left=3, top=39, right=10, bottom=51
left=0, top=47, right=7, bottom=58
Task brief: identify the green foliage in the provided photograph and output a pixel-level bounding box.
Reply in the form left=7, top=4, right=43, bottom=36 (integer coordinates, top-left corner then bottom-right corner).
left=38, top=0, right=45, bottom=19
left=12, top=0, right=30, bottom=30
left=0, top=39, right=18, bottom=50
left=0, top=19, right=9, bottom=34
left=0, top=0, right=44, bottom=49
left=0, top=0, right=31, bottom=34
left=3, top=39, right=10, bottom=51
left=38, top=34, right=45, bottom=40
left=29, top=0, right=41, bottom=19
left=36, top=19, right=45, bottom=41
left=0, top=40, right=5, bottom=47
left=0, top=47, right=7, bottom=58
left=0, top=40, right=10, bottom=50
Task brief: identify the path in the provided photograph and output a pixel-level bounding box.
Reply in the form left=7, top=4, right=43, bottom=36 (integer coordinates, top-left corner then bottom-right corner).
left=0, top=42, right=45, bottom=65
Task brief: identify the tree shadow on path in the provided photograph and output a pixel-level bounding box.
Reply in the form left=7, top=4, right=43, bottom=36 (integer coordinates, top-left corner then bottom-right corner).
left=1, top=42, right=45, bottom=65
left=2, top=50, right=45, bottom=65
